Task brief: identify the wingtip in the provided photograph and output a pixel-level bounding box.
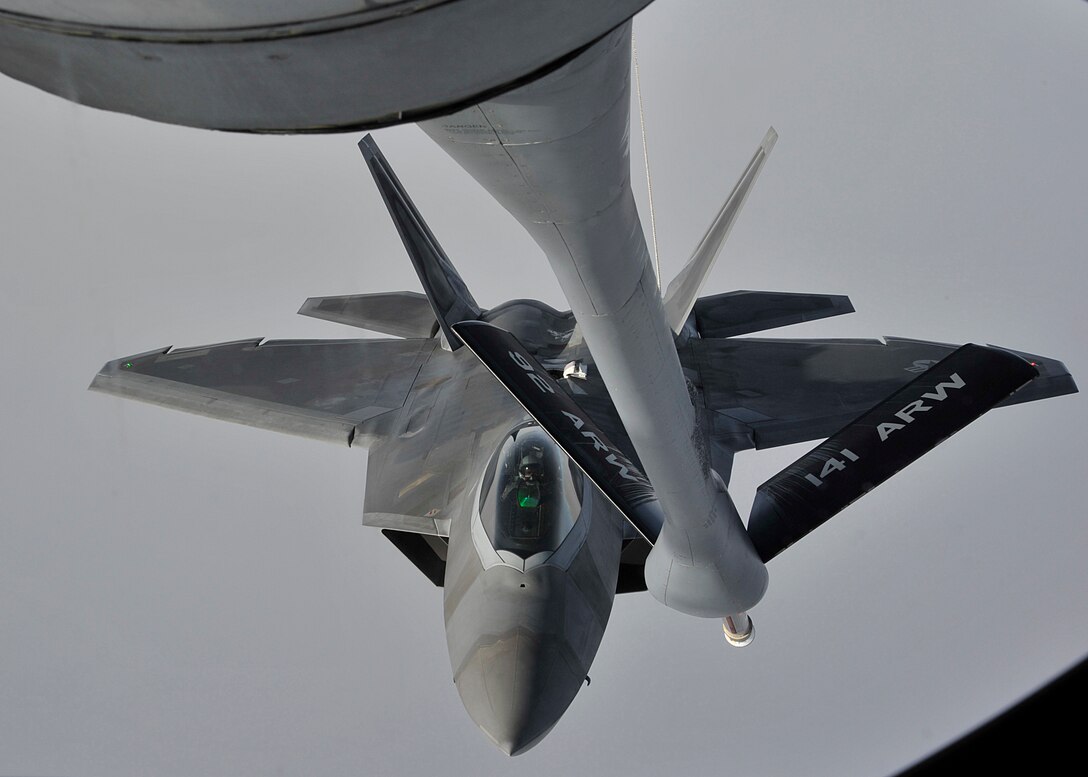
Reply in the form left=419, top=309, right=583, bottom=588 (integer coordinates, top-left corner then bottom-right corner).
left=762, top=126, right=778, bottom=153
left=357, top=132, right=378, bottom=158
left=87, top=346, right=173, bottom=390
left=87, top=372, right=109, bottom=393
left=297, top=297, right=318, bottom=317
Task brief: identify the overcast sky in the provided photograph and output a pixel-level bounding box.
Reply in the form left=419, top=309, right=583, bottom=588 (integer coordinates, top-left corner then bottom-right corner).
left=1, top=1, right=1086, bottom=775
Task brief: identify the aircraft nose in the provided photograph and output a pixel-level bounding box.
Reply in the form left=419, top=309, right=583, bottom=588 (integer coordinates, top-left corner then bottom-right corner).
left=455, top=628, right=585, bottom=756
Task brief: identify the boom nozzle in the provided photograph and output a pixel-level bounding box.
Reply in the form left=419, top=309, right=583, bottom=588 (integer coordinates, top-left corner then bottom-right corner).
left=722, top=613, right=754, bottom=648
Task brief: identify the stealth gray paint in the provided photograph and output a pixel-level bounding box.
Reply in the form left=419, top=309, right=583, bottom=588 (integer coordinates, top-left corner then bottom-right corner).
left=444, top=458, right=623, bottom=755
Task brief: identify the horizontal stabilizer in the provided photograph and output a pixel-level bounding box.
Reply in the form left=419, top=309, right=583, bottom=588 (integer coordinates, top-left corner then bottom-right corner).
left=359, top=135, right=481, bottom=349
left=299, top=292, right=439, bottom=339
left=693, top=290, right=854, bottom=338
left=90, top=338, right=434, bottom=447
left=747, top=344, right=1038, bottom=562
left=454, top=321, right=663, bottom=543
left=663, top=127, right=777, bottom=333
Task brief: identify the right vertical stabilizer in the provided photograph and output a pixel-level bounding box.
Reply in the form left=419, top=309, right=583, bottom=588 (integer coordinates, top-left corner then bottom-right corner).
left=662, top=128, right=777, bottom=333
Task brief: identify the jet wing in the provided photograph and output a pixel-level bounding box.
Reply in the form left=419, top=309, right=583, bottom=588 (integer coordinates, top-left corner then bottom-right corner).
left=686, top=336, right=1077, bottom=451
left=90, top=338, right=436, bottom=447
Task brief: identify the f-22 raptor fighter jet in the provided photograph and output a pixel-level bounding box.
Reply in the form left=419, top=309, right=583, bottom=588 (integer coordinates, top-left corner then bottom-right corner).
left=87, top=24, right=1074, bottom=755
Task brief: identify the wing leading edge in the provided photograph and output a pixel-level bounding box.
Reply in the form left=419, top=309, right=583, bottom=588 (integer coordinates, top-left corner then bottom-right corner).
left=90, top=337, right=436, bottom=447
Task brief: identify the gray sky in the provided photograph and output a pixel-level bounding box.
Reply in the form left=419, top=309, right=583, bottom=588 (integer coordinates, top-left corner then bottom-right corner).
left=1, top=1, right=1086, bottom=775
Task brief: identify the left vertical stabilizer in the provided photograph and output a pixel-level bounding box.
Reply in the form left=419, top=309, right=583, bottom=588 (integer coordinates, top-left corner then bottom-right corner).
left=359, top=135, right=482, bottom=349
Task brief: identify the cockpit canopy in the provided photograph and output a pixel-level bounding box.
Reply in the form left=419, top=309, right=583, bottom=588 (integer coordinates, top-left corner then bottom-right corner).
left=478, top=426, right=584, bottom=559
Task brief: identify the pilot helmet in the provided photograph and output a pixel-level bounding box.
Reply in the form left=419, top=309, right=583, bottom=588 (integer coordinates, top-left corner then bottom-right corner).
left=518, top=447, right=545, bottom=483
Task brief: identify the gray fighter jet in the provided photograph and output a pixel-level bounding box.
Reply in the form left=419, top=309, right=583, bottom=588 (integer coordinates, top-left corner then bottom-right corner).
left=87, top=25, right=1076, bottom=754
